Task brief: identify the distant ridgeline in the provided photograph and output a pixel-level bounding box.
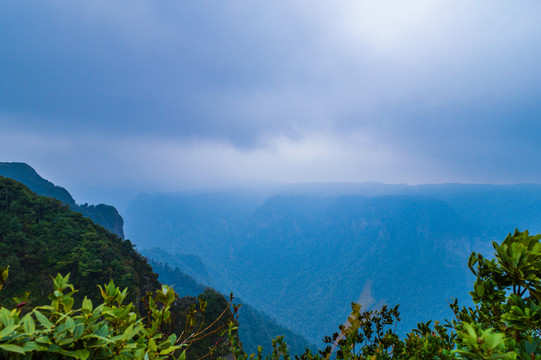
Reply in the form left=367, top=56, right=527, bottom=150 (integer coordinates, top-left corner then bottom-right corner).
left=126, top=183, right=541, bottom=344
left=0, top=162, right=124, bottom=238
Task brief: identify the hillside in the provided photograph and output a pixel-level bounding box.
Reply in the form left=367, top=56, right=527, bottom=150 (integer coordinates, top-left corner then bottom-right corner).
left=0, top=175, right=158, bottom=307
left=0, top=174, right=311, bottom=357
left=125, top=184, right=541, bottom=344
left=146, top=251, right=315, bottom=355
left=0, top=162, right=125, bottom=238
left=0, top=176, right=235, bottom=358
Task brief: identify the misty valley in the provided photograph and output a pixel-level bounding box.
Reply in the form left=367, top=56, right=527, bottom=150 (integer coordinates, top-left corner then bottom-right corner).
left=2, top=162, right=541, bottom=359
left=126, top=183, right=541, bottom=344
left=4, top=2, right=541, bottom=358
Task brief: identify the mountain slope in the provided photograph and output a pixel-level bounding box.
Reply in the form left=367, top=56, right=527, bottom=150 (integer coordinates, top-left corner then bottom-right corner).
left=0, top=175, right=308, bottom=357
left=146, top=252, right=315, bottom=356
left=0, top=162, right=124, bottom=238
left=0, top=175, right=157, bottom=307
left=0, top=175, right=235, bottom=358
left=125, top=184, right=541, bottom=344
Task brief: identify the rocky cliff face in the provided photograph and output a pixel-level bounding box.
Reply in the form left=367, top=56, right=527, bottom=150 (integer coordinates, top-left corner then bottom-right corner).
left=0, top=162, right=125, bottom=238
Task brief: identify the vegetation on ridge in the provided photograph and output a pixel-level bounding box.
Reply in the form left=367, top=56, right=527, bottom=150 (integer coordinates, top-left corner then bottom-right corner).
left=0, top=162, right=125, bottom=238
left=0, top=270, right=234, bottom=359
left=145, top=250, right=316, bottom=356
left=0, top=176, right=234, bottom=359
left=0, top=175, right=156, bottom=308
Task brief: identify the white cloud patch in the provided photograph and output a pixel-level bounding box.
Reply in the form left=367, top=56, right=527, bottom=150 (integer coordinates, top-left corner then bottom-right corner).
left=105, top=129, right=448, bottom=191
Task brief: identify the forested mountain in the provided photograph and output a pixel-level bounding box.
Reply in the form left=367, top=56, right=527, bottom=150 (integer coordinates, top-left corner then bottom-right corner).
left=0, top=176, right=236, bottom=358
left=0, top=174, right=312, bottom=357
left=145, top=249, right=314, bottom=355
left=0, top=175, right=159, bottom=308
left=143, top=248, right=211, bottom=285
left=0, top=162, right=125, bottom=238
left=125, top=184, right=541, bottom=344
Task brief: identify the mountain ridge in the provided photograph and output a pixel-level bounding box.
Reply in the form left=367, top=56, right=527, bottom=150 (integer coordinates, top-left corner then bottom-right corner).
left=0, top=162, right=125, bottom=238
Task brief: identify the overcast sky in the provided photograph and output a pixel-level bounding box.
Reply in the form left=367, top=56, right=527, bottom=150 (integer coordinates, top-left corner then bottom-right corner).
left=2, top=1, right=541, bottom=207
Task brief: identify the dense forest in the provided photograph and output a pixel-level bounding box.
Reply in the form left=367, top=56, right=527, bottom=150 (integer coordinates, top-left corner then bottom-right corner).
left=148, top=257, right=315, bottom=355
left=0, top=176, right=156, bottom=307
left=0, top=163, right=314, bottom=355
left=0, top=162, right=125, bottom=239
left=0, top=176, right=234, bottom=358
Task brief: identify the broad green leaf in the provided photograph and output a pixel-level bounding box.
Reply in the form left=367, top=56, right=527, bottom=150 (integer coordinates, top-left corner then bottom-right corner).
left=0, top=307, right=14, bottom=327
left=147, top=338, right=157, bottom=352
left=65, top=317, right=75, bottom=330
left=73, top=322, right=85, bottom=341
left=35, top=336, right=52, bottom=344
left=0, top=324, right=19, bottom=339
left=23, top=341, right=47, bottom=352
left=22, top=314, right=35, bottom=335
left=74, top=349, right=90, bottom=360
left=96, top=323, right=109, bottom=337
left=34, top=310, right=54, bottom=329
left=0, top=343, right=26, bottom=354
left=82, top=297, right=93, bottom=314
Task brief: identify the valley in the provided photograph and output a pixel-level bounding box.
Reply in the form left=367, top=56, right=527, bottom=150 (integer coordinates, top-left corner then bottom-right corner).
left=125, top=183, right=541, bottom=344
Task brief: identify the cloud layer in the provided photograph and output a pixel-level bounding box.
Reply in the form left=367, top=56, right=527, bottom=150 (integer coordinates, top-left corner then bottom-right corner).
left=2, top=1, right=541, bottom=204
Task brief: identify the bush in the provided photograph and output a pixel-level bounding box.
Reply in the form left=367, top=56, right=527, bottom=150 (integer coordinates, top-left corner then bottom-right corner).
left=0, top=270, right=232, bottom=359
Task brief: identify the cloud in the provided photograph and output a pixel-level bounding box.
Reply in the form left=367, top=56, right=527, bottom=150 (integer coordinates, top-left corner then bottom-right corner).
left=2, top=1, right=541, bottom=197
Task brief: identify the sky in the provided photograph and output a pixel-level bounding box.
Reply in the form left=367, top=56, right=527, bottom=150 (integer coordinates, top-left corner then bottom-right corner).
left=2, top=1, right=541, bottom=208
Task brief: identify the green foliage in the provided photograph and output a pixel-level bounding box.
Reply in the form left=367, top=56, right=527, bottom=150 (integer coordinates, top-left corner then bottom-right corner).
left=0, top=273, right=185, bottom=359
left=220, top=302, right=455, bottom=360
left=450, top=230, right=541, bottom=359
left=0, top=163, right=125, bottom=238
left=0, top=273, right=236, bottom=359
left=147, top=258, right=315, bottom=356
left=3, top=173, right=541, bottom=359
left=0, top=176, right=158, bottom=309
left=0, top=176, right=235, bottom=359
left=166, top=288, right=235, bottom=359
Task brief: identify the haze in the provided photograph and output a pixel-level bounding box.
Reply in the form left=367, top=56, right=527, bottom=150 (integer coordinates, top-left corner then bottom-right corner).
left=2, top=1, right=541, bottom=208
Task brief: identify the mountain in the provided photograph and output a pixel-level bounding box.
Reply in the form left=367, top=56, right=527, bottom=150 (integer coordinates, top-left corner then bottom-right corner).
left=0, top=162, right=76, bottom=205
left=125, top=183, right=541, bottom=344
left=142, top=248, right=211, bottom=285
left=0, top=173, right=310, bottom=356
left=0, top=175, right=157, bottom=308
left=0, top=175, right=235, bottom=358
left=144, top=249, right=315, bottom=355
left=0, top=162, right=124, bottom=238
left=126, top=191, right=261, bottom=253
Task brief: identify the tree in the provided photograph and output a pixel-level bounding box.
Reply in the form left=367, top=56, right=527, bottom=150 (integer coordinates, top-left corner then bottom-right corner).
left=452, top=230, right=541, bottom=359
